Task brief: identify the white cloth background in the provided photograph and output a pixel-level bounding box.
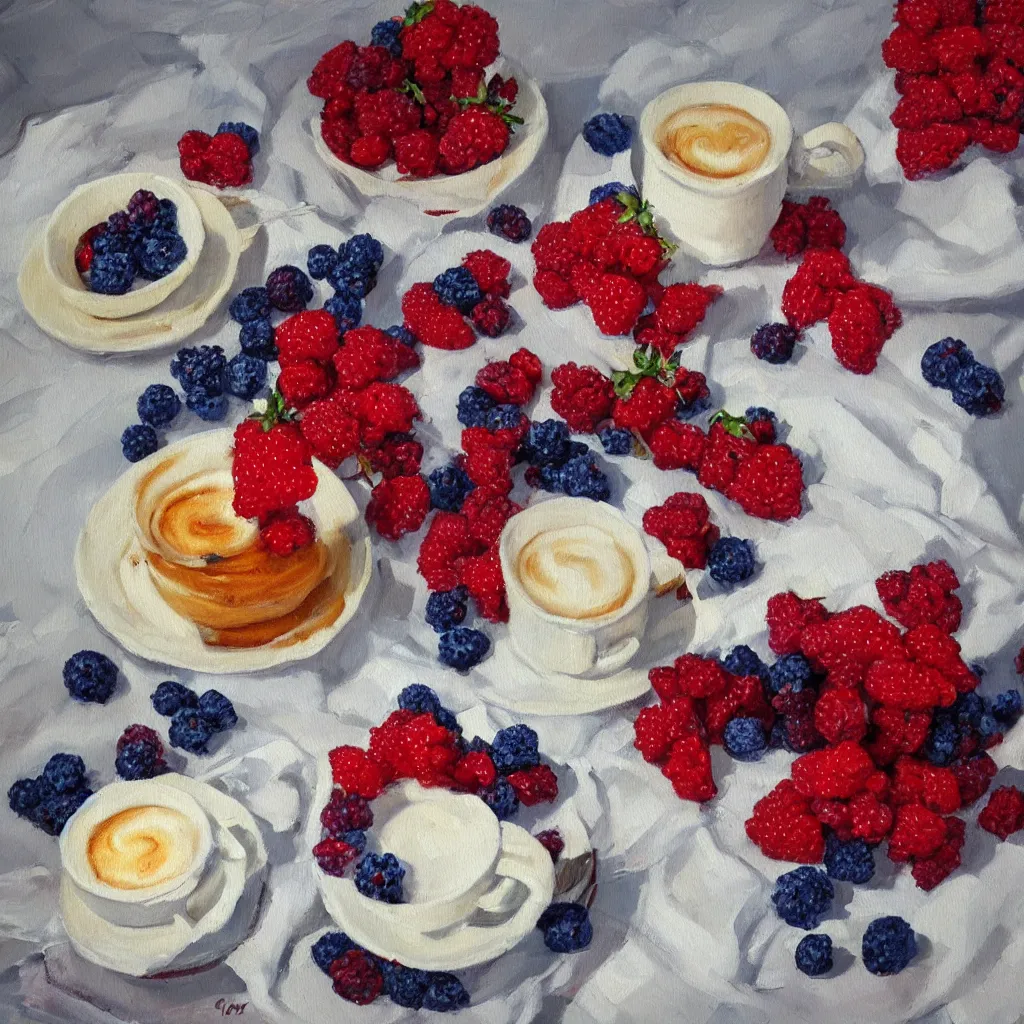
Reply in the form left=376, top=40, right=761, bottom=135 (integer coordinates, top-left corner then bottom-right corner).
left=1, top=0, right=1024, bottom=1021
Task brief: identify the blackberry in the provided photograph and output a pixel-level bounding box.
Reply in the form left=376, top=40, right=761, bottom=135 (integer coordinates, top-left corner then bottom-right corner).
left=265, top=265, right=314, bottom=312
left=993, top=690, right=1023, bottom=725
left=370, top=18, right=403, bottom=56
left=537, top=903, right=594, bottom=953
left=486, top=203, right=532, bottom=242
left=127, top=189, right=160, bottom=225
left=311, top=931, right=357, bottom=974
left=342, top=234, right=384, bottom=274
left=421, top=972, right=470, bottom=1012
left=134, top=233, right=187, bottom=281
left=433, top=267, right=482, bottom=314
left=951, top=361, right=1004, bottom=416
left=862, top=916, right=917, bottom=976
left=438, top=627, right=491, bottom=671
left=397, top=683, right=442, bottom=715
left=767, top=653, right=814, bottom=694
left=90, top=251, right=135, bottom=294
left=923, top=718, right=960, bottom=765
left=598, top=426, right=633, bottom=455
left=560, top=454, right=611, bottom=501
left=170, top=345, right=226, bottom=395
left=186, top=392, right=229, bottom=421
left=771, top=866, right=834, bottom=930
left=137, top=384, right=181, bottom=427
left=434, top=706, right=461, bottom=735
left=582, top=112, right=632, bottom=155
left=723, top=645, right=766, bottom=679
left=354, top=852, right=405, bottom=903
left=457, top=385, right=496, bottom=428
left=707, top=537, right=756, bottom=585
left=42, top=753, right=87, bottom=794
left=381, top=962, right=429, bottom=1009
left=491, top=724, right=539, bottom=774
left=168, top=708, right=215, bottom=754
left=8, top=777, right=46, bottom=815
left=588, top=181, right=639, bottom=206
left=751, top=323, right=799, bottom=364
left=427, top=465, right=476, bottom=512
left=229, top=287, right=272, bottom=324
left=385, top=324, right=417, bottom=347
left=425, top=587, right=470, bottom=633
left=795, top=934, right=833, bottom=977
left=63, top=650, right=118, bottom=704
left=723, top=717, right=767, bottom=761
left=239, top=318, right=277, bottom=360
left=216, top=121, right=259, bottom=156
left=115, top=741, right=168, bottom=781
left=121, top=424, right=158, bottom=462
left=35, top=788, right=92, bottom=835
left=154, top=198, right=178, bottom=234
left=223, top=353, right=268, bottom=399
left=921, top=337, right=974, bottom=390
left=823, top=833, right=875, bottom=884
left=486, top=403, right=524, bottom=432
left=480, top=776, right=519, bottom=820
left=197, top=689, right=237, bottom=731
left=522, top=419, right=572, bottom=466
left=324, top=291, right=363, bottom=332
left=151, top=680, right=198, bottom=716
left=307, top=244, right=339, bottom=281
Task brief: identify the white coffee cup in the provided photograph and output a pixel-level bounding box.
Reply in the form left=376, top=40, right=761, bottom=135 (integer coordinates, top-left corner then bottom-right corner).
left=499, top=496, right=651, bottom=678
left=639, top=81, right=865, bottom=266
left=60, top=779, right=215, bottom=928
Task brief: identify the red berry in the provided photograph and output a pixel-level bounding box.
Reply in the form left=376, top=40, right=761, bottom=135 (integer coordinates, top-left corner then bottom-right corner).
left=462, top=249, right=511, bottom=297
left=766, top=592, right=830, bottom=657
left=507, top=764, right=559, bottom=806
left=745, top=779, right=825, bottom=863
left=533, top=270, right=579, bottom=309
left=458, top=547, right=508, bottom=623
left=417, top=512, right=481, bottom=591
left=328, top=745, right=390, bottom=798
left=438, top=107, right=509, bottom=173
left=648, top=420, right=708, bottom=472
left=365, top=474, right=430, bottom=541
left=653, top=283, right=723, bottom=336
left=662, top=735, right=717, bottom=802
left=394, top=129, right=440, bottom=177
left=232, top=420, right=318, bottom=522
left=550, top=362, right=615, bottom=433
left=586, top=272, right=648, bottom=336
left=278, top=361, right=333, bottom=409
left=259, top=508, right=316, bottom=556
left=329, top=949, right=384, bottom=1005
left=979, top=785, right=1024, bottom=840
left=896, top=123, right=972, bottom=179
left=641, top=491, right=718, bottom=568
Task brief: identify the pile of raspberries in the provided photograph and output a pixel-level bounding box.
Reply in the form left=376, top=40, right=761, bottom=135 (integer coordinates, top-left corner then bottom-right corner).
left=308, top=1, right=521, bottom=176
left=633, top=557, right=1024, bottom=893
left=552, top=355, right=806, bottom=521
left=532, top=186, right=720, bottom=340
left=402, top=249, right=514, bottom=348
left=882, top=0, right=1024, bottom=179
left=177, top=121, right=259, bottom=189
left=768, top=197, right=903, bottom=375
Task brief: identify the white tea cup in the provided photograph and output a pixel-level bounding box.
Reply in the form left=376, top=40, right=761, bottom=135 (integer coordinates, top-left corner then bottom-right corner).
left=499, top=496, right=651, bottom=678
left=60, top=779, right=215, bottom=929
left=639, top=81, right=864, bottom=266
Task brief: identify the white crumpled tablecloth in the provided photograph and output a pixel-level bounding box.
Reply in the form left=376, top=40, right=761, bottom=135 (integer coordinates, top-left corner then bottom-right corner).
left=1, top=0, right=1024, bottom=1021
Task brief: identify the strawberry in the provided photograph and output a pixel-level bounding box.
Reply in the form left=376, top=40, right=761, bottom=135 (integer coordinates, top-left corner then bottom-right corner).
left=586, top=272, right=648, bottom=336
left=896, top=123, right=971, bottom=179
left=231, top=418, right=318, bottom=522
left=725, top=443, right=805, bottom=521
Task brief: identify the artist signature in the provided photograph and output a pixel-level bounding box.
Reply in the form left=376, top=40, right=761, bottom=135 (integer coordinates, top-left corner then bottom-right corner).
left=214, top=998, right=247, bottom=1016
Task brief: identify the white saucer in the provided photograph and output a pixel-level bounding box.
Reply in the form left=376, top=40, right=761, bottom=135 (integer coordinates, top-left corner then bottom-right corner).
left=306, top=56, right=549, bottom=219
left=18, top=186, right=254, bottom=355
left=74, top=429, right=374, bottom=674
left=58, top=774, right=267, bottom=978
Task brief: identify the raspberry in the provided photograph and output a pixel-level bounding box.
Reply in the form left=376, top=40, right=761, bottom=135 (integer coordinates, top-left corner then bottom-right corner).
left=259, top=508, right=315, bottom=556
left=765, top=592, right=830, bottom=657
left=864, top=659, right=958, bottom=711
left=633, top=697, right=703, bottom=762
left=770, top=196, right=848, bottom=257
left=911, top=817, right=965, bottom=890
left=297, top=399, right=359, bottom=469
left=653, top=283, right=723, bottom=336
left=869, top=707, right=933, bottom=764
left=467, top=297, right=509, bottom=337
left=672, top=654, right=728, bottom=699
left=661, top=735, right=717, bottom=802
left=642, top=491, right=718, bottom=569
left=876, top=560, right=962, bottom=633
left=933, top=25, right=992, bottom=71
left=706, top=672, right=774, bottom=744
left=890, top=76, right=964, bottom=128
left=418, top=512, right=481, bottom=591
left=966, top=116, right=1021, bottom=151
left=725, top=443, right=805, bottom=521
left=568, top=199, right=622, bottom=257
left=985, top=0, right=1024, bottom=24
left=439, top=107, right=509, bottom=174
left=278, top=361, right=332, bottom=409
left=813, top=687, right=868, bottom=743
left=364, top=436, right=423, bottom=479
left=475, top=360, right=534, bottom=405
left=332, top=326, right=416, bottom=390
left=612, top=376, right=677, bottom=438
left=979, top=785, right=1024, bottom=839
left=232, top=420, right=318, bottom=522
left=461, top=446, right=513, bottom=495
left=882, top=26, right=941, bottom=73
left=462, top=249, right=511, bottom=297
left=329, top=746, right=390, bottom=798
left=586, top=272, right=648, bottom=336
left=349, top=134, right=391, bottom=169
left=792, top=741, right=876, bottom=800
left=330, top=949, right=384, bottom=1005
left=401, top=282, right=475, bottom=350
left=887, top=803, right=948, bottom=862
left=800, top=605, right=906, bottom=684
left=460, top=487, right=520, bottom=548
left=550, top=362, right=615, bottom=433
left=453, top=750, right=496, bottom=790
left=535, top=829, right=564, bottom=861
left=320, top=789, right=374, bottom=837
left=694, top=418, right=756, bottom=493
left=952, top=753, right=997, bottom=805
left=368, top=709, right=460, bottom=787
left=508, top=347, right=542, bottom=384
left=746, top=779, right=825, bottom=863
left=828, top=287, right=889, bottom=375
left=781, top=274, right=836, bottom=331
left=459, top=547, right=508, bottom=622
left=345, top=44, right=406, bottom=91
left=506, top=764, right=559, bottom=806
left=365, top=474, right=430, bottom=541
left=896, top=123, right=972, bottom=178
left=532, top=221, right=578, bottom=276
left=353, top=382, right=420, bottom=445
left=353, top=89, right=420, bottom=140
left=847, top=791, right=894, bottom=843
left=275, top=309, right=339, bottom=366
left=393, top=129, right=440, bottom=176
left=533, top=270, right=579, bottom=309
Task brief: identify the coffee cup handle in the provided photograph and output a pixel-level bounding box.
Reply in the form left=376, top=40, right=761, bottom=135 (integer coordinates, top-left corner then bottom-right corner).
left=789, top=123, right=864, bottom=190
left=476, top=824, right=554, bottom=918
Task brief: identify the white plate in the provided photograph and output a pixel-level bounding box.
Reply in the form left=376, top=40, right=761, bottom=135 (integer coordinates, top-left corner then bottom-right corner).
left=19, top=186, right=252, bottom=355
left=307, top=56, right=549, bottom=219
left=74, top=429, right=374, bottom=674
left=58, top=774, right=267, bottom=978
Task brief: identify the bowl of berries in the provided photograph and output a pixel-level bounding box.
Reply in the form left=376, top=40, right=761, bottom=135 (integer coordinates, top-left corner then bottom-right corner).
left=306, top=2, right=548, bottom=217
left=44, top=172, right=205, bottom=320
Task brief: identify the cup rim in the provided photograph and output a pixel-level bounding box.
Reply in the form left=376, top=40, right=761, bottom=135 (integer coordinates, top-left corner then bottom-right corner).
left=640, top=80, right=793, bottom=195
left=60, top=778, right=214, bottom=904
left=498, top=496, right=652, bottom=628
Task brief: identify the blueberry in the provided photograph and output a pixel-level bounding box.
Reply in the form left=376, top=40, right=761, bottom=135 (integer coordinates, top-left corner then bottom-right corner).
left=186, top=391, right=229, bottom=421
left=121, top=423, right=158, bottom=462
left=427, top=465, right=476, bottom=512
left=589, top=181, right=639, bottom=206
left=311, top=931, right=356, bottom=974
left=438, top=627, right=490, bottom=671
left=456, top=386, right=496, bottom=428
left=90, top=251, right=135, bottom=294
left=134, top=233, right=187, bottom=281
left=421, top=972, right=470, bottom=1011
left=491, top=724, right=539, bottom=774
left=862, top=916, right=917, bottom=976
left=151, top=680, right=198, bottom=717
left=598, top=426, right=633, bottom=456
left=432, top=267, right=482, bottom=314
left=536, top=903, right=593, bottom=953
left=582, top=112, right=632, bottom=155
left=42, top=753, right=87, bottom=794
left=707, top=537, right=756, bottom=586
left=229, top=287, right=271, bottom=324
left=168, top=708, right=215, bottom=754
left=115, top=742, right=168, bottom=781
left=723, top=717, right=767, bottom=761
left=480, top=776, right=519, bottom=820
left=63, top=650, right=118, bottom=704
left=323, top=291, right=363, bottom=332
left=222, top=353, right=267, bottom=399
left=137, top=384, right=181, bottom=427
left=425, top=587, right=470, bottom=632
left=197, top=689, right=237, bottom=731
left=307, top=244, right=339, bottom=281
left=795, top=934, right=833, bottom=977
left=239, top=318, right=277, bottom=360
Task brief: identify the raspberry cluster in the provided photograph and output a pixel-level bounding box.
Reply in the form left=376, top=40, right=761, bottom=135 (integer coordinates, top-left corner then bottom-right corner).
left=769, top=196, right=847, bottom=259
left=633, top=558, right=1023, bottom=894
left=7, top=752, right=93, bottom=836
left=882, top=0, right=1024, bottom=179
left=401, top=249, right=513, bottom=349
left=309, top=2, right=521, bottom=177
left=532, top=190, right=694, bottom=338
left=177, top=121, right=259, bottom=188
left=779, top=240, right=902, bottom=376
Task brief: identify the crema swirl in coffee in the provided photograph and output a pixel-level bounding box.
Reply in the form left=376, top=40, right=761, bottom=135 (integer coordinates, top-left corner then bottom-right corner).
left=515, top=525, right=636, bottom=620
left=658, top=103, right=772, bottom=179
left=87, top=805, right=200, bottom=891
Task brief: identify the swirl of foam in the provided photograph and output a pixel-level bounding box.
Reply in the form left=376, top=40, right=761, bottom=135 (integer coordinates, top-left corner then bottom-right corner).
left=515, top=525, right=636, bottom=620
left=658, top=103, right=772, bottom=180
left=87, top=805, right=200, bottom=891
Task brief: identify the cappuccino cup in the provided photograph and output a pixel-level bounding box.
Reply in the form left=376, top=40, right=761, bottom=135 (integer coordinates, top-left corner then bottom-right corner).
left=640, top=81, right=864, bottom=266
left=60, top=779, right=215, bottom=928
left=499, top=497, right=651, bottom=678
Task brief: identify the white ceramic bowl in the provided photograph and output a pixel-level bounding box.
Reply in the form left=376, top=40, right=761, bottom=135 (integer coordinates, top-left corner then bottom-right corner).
left=310, top=57, right=548, bottom=218
left=44, top=173, right=205, bottom=320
